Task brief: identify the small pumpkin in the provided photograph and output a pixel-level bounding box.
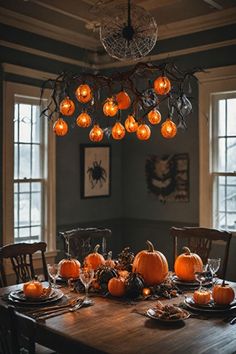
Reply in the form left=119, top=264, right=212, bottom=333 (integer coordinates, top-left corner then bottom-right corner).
left=105, top=251, right=116, bottom=268
left=96, top=265, right=118, bottom=292
left=174, top=247, right=203, bottom=282
left=132, top=240, right=169, bottom=286
left=84, top=244, right=106, bottom=270
left=212, top=282, right=235, bottom=305
left=23, top=280, right=44, bottom=298
left=108, top=277, right=126, bottom=297
left=125, top=272, right=144, bottom=299
left=193, top=289, right=211, bottom=305
left=59, top=258, right=81, bottom=279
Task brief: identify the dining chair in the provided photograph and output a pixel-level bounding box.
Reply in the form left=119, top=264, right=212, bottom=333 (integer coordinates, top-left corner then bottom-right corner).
left=170, top=226, right=232, bottom=279
left=59, top=227, right=112, bottom=262
left=0, top=242, right=48, bottom=287
left=0, top=304, right=19, bottom=354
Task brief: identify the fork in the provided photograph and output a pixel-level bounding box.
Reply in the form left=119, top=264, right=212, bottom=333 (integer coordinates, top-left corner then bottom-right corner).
left=28, top=297, right=83, bottom=317
left=35, top=298, right=86, bottom=320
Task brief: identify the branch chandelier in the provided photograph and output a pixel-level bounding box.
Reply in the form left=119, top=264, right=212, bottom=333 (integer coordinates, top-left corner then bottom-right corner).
left=40, top=1, right=200, bottom=142
left=41, top=62, right=199, bottom=142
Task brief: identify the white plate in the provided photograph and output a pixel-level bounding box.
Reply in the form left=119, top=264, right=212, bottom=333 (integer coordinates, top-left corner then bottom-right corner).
left=146, top=308, right=190, bottom=323
left=8, top=289, right=64, bottom=306
left=184, top=296, right=236, bottom=313
left=172, top=275, right=211, bottom=287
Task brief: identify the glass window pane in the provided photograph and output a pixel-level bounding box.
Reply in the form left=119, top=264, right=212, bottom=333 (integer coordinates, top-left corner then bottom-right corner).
left=32, top=145, right=41, bottom=178
left=31, top=226, right=41, bottom=241
left=32, top=105, right=41, bottom=143
left=217, top=138, right=226, bottom=172
left=19, top=193, right=30, bottom=227
left=217, top=212, right=226, bottom=230
left=31, top=192, right=41, bottom=225
left=227, top=98, right=236, bottom=136
left=19, top=144, right=31, bottom=179
left=19, top=183, right=30, bottom=193
left=218, top=99, right=226, bottom=136
left=227, top=137, right=236, bottom=172
left=14, top=104, right=19, bottom=142
left=14, top=228, right=19, bottom=240
left=32, top=182, right=41, bottom=192
left=19, top=227, right=30, bottom=239
left=226, top=186, right=236, bottom=212
left=19, top=104, right=32, bottom=143
left=14, top=144, right=19, bottom=179
left=14, top=192, right=18, bottom=228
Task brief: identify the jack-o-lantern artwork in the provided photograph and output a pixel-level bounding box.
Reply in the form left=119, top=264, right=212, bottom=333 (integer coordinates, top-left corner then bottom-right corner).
left=145, top=153, right=189, bottom=202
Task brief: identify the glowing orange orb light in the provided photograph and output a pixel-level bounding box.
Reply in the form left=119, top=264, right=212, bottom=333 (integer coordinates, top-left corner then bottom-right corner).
left=59, top=97, right=75, bottom=116
left=76, top=112, right=92, bottom=128
left=75, top=84, right=92, bottom=103
left=103, top=98, right=118, bottom=117
left=125, top=115, right=138, bottom=133
left=154, top=76, right=171, bottom=95
left=161, top=118, right=177, bottom=139
left=89, top=124, right=103, bottom=142
left=53, top=118, right=68, bottom=136
left=136, top=124, right=151, bottom=140
left=112, top=122, right=126, bottom=140
left=148, top=109, right=161, bottom=125
left=116, top=91, right=131, bottom=110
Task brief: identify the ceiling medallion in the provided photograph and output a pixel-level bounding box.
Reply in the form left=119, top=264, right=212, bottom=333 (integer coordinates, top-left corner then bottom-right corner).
left=100, top=0, right=158, bottom=61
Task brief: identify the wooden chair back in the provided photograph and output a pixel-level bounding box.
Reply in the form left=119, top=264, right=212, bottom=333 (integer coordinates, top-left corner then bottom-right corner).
left=0, top=305, right=19, bottom=354
left=0, top=242, right=48, bottom=287
left=170, top=226, right=232, bottom=279
left=59, top=227, right=112, bottom=263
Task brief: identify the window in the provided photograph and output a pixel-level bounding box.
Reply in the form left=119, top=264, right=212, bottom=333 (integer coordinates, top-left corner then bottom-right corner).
left=212, top=94, right=236, bottom=231
left=3, top=81, right=56, bottom=251
left=198, top=65, right=236, bottom=233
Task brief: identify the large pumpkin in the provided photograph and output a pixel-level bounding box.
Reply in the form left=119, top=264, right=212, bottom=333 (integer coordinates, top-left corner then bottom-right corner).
left=23, top=280, right=44, bottom=298
left=84, top=244, right=105, bottom=270
left=212, top=282, right=235, bottom=305
left=174, top=247, right=203, bottom=281
left=59, top=258, right=81, bottom=279
left=108, top=277, right=126, bottom=297
left=132, top=240, right=169, bottom=286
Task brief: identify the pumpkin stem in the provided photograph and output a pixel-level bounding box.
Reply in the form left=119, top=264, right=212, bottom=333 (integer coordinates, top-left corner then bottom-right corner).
left=222, top=279, right=226, bottom=287
left=94, top=244, right=100, bottom=253
left=107, top=251, right=112, bottom=260
left=182, top=247, right=191, bottom=255
left=146, top=240, right=155, bottom=253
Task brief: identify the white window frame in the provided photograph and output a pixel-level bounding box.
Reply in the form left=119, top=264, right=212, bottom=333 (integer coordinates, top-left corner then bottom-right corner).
left=198, top=64, right=236, bottom=234
left=3, top=69, right=57, bottom=272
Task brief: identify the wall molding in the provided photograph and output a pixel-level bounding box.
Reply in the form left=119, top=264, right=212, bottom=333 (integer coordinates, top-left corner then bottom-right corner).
left=2, top=63, right=58, bottom=81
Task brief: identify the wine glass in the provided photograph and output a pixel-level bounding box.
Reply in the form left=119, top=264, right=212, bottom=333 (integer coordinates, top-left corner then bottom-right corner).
left=207, top=258, right=221, bottom=285
left=194, top=264, right=208, bottom=290
left=79, top=267, right=94, bottom=304
left=47, top=263, right=60, bottom=288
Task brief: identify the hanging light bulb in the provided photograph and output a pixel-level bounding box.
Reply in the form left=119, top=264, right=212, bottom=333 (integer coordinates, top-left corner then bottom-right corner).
left=154, top=76, right=171, bottom=95
left=103, top=98, right=119, bottom=117
left=112, top=122, right=126, bottom=140
left=136, top=124, right=151, bottom=140
left=148, top=109, right=161, bottom=125
left=89, top=124, right=104, bottom=142
left=116, top=91, right=131, bottom=110
left=75, top=84, right=92, bottom=103
left=161, top=118, right=177, bottom=139
left=125, top=115, right=138, bottom=133
left=53, top=118, right=68, bottom=136
left=59, top=97, right=75, bottom=116
left=76, top=112, right=92, bottom=128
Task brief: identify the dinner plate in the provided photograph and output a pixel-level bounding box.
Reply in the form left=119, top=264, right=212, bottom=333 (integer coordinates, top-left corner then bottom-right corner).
left=146, top=308, right=190, bottom=323
left=172, top=275, right=211, bottom=287
left=8, top=288, right=64, bottom=306
left=184, top=296, right=236, bottom=313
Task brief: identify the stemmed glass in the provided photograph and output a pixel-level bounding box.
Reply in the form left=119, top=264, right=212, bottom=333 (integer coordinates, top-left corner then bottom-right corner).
left=47, top=263, right=60, bottom=288
left=79, top=267, right=94, bottom=304
left=194, top=264, right=208, bottom=290
left=207, top=258, right=221, bottom=285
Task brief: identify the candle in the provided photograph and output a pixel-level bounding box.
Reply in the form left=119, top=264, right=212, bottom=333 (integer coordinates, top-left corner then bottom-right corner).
left=142, top=288, right=151, bottom=297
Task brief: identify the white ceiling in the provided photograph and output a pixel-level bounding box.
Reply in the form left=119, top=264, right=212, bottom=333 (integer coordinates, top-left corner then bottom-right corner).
left=0, top=0, right=236, bottom=52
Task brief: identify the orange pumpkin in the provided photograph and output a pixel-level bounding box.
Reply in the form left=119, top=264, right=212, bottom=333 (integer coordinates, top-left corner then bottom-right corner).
left=116, top=91, right=131, bottom=110
left=59, top=258, right=81, bottom=279
left=89, top=124, right=103, bottom=142
left=154, top=76, right=171, bottom=95
left=212, top=283, right=235, bottom=305
left=193, top=289, right=211, bottom=305
left=59, top=97, right=75, bottom=116
left=84, top=244, right=105, bottom=270
left=125, top=115, right=138, bottom=133
left=148, top=109, right=161, bottom=125
left=53, top=118, right=68, bottom=136
left=76, top=112, right=92, bottom=128
left=174, top=247, right=203, bottom=282
left=103, top=98, right=118, bottom=117
left=132, top=240, right=169, bottom=286
left=136, top=124, right=151, bottom=140
left=23, top=280, right=44, bottom=298
left=161, top=118, right=177, bottom=139
left=108, top=277, right=126, bottom=297
left=105, top=251, right=116, bottom=268
left=112, top=122, right=125, bottom=140
left=75, top=84, right=92, bottom=103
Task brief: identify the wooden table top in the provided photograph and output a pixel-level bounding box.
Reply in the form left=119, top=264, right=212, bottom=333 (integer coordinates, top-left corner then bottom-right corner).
left=1, top=282, right=236, bottom=354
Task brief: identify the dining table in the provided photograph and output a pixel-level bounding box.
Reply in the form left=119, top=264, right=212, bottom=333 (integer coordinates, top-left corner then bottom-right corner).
left=0, top=280, right=236, bottom=354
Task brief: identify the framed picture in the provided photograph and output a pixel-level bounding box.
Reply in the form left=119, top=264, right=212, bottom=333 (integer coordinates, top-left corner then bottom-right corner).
left=80, top=144, right=111, bottom=198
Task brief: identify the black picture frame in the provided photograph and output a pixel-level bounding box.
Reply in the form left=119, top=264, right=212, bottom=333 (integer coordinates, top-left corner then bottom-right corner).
left=80, top=144, right=111, bottom=199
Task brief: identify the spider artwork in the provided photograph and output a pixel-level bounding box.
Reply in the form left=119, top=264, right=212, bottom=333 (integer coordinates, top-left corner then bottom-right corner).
left=87, top=160, right=107, bottom=189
